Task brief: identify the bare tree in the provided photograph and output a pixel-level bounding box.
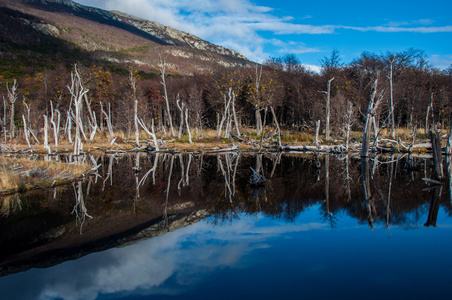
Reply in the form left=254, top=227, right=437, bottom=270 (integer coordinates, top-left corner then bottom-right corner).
left=344, top=101, right=354, bottom=151
left=388, top=54, right=396, bottom=138
left=129, top=70, right=140, bottom=146
left=100, top=101, right=114, bottom=143
left=43, top=115, right=51, bottom=154
left=217, top=88, right=234, bottom=138
left=319, top=78, right=334, bottom=141
left=22, top=99, right=39, bottom=145
left=361, top=78, right=385, bottom=157
left=22, top=115, right=31, bottom=148
left=3, top=96, right=7, bottom=142
left=67, top=64, right=89, bottom=156
left=50, top=100, right=61, bottom=147
left=159, top=55, right=175, bottom=137
left=253, top=65, right=263, bottom=135
left=6, top=80, right=18, bottom=140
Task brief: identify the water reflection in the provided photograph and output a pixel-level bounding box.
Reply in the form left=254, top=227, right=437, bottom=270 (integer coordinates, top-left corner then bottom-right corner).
left=1, top=205, right=452, bottom=300
left=0, top=152, right=451, bottom=299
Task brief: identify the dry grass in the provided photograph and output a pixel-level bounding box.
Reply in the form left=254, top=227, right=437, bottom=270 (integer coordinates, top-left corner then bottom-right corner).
left=0, top=156, right=90, bottom=192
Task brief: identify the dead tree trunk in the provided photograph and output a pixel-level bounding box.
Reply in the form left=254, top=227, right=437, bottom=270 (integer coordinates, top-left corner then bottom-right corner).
left=361, top=78, right=384, bottom=157
left=429, top=130, right=443, bottom=180
left=50, top=101, right=61, bottom=147
left=270, top=105, right=282, bottom=147
left=184, top=108, right=192, bottom=144
left=217, top=88, right=233, bottom=138
left=137, top=118, right=159, bottom=151
left=325, top=78, right=334, bottom=141
left=22, top=115, right=31, bottom=148
left=232, top=92, right=240, bottom=137
left=67, top=64, right=89, bottom=156
left=388, top=55, right=396, bottom=138
left=130, top=70, right=139, bottom=146
left=43, top=115, right=51, bottom=154
left=345, top=101, right=354, bottom=151
left=446, top=116, right=451, bottom=156
left=254, top=65, right=263, bottom=136
left=100, top=101, right=114, bottom=142
left=159, top=56, right=175, bottom=137
left=319, top=78, right=334, bottom=141
left=6, top=79, right=18, bottom=140
left=315, top=120, right=321, bottom=150
left=3, top=97, right=7, bottom=142
left=176, top=95, right=184, bottom=139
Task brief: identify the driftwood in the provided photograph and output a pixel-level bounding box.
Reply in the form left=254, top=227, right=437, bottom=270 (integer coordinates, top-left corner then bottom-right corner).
left=281, top=144, right=346, bottom=153
left=205, top=145, right=239, bottom=153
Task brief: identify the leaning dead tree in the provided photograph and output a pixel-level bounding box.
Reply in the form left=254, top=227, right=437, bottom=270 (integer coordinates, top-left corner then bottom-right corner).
left=22, top=100, right=39, bottom=145
left=137, top=118, right=159, bottom=151
left=361, top=78, right=385, bottom=157
left=67, top=64, right=89, bottom=156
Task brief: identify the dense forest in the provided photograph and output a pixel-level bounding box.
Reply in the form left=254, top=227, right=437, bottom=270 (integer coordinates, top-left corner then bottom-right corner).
left=0, top=46, right=451, bottom=148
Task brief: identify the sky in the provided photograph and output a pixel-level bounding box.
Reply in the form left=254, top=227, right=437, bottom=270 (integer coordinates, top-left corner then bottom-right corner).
left=75, top=0, right=452, bottom=70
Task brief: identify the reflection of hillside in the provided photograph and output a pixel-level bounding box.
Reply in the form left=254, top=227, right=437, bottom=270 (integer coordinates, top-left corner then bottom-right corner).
left=0, top=152, right=450, bottom=276
left=209, top=153, right=451, bottom=229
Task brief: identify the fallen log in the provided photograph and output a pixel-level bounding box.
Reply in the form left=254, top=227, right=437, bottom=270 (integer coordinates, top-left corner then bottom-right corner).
left=204, top=145, right=239, bottom=153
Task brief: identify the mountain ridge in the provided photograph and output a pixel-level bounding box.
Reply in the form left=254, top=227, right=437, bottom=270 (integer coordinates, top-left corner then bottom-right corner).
left=1, top=0, right=251, bottom=75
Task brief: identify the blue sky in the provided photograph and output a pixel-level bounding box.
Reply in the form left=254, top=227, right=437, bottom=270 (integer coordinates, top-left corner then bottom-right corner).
left=76, top=0, right=452, bottom=70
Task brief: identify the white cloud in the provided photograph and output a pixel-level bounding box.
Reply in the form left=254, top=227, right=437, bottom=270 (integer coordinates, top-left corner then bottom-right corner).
left=35, top=215, right=327, bottom=300
left=75, top=1, right=452, bottom=63
left=342, top=25, right=452, bottom=33
left=429, top=54, right=452, bottom=69
left=385, top=19, right=436, bottom=27
left=75, top=0, right=328, bottom=61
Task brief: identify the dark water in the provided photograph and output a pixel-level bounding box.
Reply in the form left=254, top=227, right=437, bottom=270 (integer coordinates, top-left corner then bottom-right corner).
left=0, top=152, right=451, bottom=300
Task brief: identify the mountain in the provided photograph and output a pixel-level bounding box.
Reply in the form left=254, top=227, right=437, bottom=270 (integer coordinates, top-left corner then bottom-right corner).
left=0, top=0, right=251, bottom=75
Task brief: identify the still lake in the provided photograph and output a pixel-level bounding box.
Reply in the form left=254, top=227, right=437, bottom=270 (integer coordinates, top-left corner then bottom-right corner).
left=0, top=152, right=451, bottom=299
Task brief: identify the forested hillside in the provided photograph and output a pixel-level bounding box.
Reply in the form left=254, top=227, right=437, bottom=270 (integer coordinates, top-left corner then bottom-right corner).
left=0, top=0, right=451, bottom=149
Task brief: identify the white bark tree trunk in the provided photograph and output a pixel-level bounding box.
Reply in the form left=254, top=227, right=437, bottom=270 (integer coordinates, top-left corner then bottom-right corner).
left=43, top=115, right=51, bottom=154
left=361, top=78, right=384, bottom=157
left=325, top=77, right=334, bottom=141
left=67, top=64, right=88, bottom=157
left=388, top=55, right=395, bottom=138
left=159, top=56, right=175, bottom=137
left=22, top=115, right=31, bottom=148
left=6, top=80, right=18, bottom=140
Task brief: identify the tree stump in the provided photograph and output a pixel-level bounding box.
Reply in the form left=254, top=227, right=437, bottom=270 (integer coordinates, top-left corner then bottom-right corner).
left=429, top=130, right=443, bottom=180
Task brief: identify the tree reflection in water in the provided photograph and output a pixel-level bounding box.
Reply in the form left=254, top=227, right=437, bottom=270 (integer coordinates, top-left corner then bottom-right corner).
left=0, top=152, right=451, bottom=276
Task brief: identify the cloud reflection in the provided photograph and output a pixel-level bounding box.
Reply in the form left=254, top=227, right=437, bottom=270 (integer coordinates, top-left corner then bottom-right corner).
left=36, top=215, right=326, bottom=299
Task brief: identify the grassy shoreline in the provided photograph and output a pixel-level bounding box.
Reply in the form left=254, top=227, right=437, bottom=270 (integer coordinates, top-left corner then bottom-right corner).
left=0, top=127, right=449, bottom=194
left=0, top=156, right=91, bottom=194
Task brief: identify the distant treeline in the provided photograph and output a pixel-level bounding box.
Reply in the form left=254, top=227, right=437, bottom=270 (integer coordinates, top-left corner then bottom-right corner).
left=0, top=48, right=451, bottom=141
